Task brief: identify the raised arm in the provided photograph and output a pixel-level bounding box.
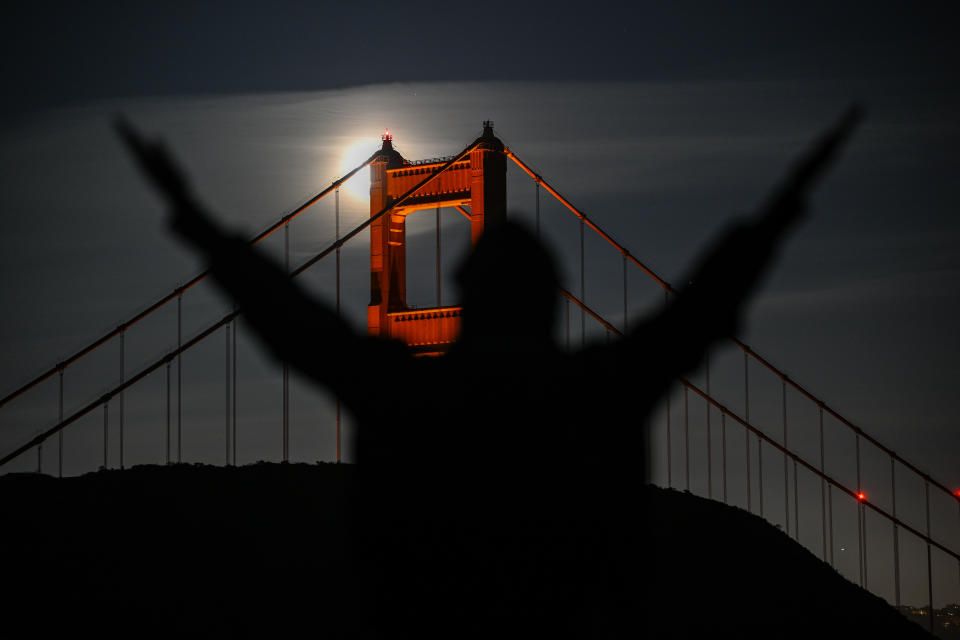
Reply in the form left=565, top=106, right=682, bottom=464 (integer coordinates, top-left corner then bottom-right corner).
left=115, top=118, right=390, bottom=409
left=611, top=105, right=863, bottom=399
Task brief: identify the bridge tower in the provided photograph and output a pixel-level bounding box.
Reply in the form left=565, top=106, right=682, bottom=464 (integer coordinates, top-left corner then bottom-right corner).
left=367, top=122, right=506, bottom=354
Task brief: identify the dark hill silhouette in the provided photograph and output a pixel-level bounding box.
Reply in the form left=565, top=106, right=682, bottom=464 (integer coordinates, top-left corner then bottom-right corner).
left=0, top=463, right=931, bottom=638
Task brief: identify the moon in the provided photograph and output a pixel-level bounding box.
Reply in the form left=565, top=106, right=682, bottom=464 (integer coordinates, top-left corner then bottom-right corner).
left=340, top=139, right=376, bottom=201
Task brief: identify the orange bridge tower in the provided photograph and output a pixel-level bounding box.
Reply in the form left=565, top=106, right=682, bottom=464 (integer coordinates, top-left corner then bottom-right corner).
left=368, top=122, right=506, bottom=354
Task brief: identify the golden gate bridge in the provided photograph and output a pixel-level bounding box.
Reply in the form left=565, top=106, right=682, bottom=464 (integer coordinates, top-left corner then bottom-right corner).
left=1, top=120, right=957, bottom=632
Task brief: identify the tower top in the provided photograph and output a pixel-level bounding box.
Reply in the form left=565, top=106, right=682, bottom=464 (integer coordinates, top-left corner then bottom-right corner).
left=475, top=120, right=503, bottom=152
left=376, top=128, right=403, bottom=167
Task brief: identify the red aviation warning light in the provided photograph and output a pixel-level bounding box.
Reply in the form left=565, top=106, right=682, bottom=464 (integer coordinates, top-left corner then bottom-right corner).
left=857, top=492, right=867, bottom=502
left=382, top=129, right=392, bottom=142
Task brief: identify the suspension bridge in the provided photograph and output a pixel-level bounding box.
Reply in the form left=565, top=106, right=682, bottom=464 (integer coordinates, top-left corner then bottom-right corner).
left=1, top=120, right=958, bottom=633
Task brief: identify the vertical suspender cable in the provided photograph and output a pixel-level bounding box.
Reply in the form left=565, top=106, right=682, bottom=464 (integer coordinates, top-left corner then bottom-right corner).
left=721, top=413, right=728, bottom=504
left=891, top=457, right=900, bottom=607
left=225, top=323, right=231, bottom=466
left=335, top=187, right=341, bottom=314
left=535, top=178, right=540, bottom=239
left=283, top=222, right=290, bottom=462
left=754, top=371, right=763, bottom=520
left=165, top=362, right=171, bottom=465
left=854, top=433, right=864, bottom=587
left=926, top=480, right=934, bottom=634
left=103, top=402, right=109, bottom=469
left=58, top=369, right=64, bottom=478
left=282, top=363, right=288, bottom=461
left=335, top=188, right=341, bottom=464
left=745, top=352, right=751, bottom=512
left=820, top=407, right=827, bottom=560
left=666, top=387, right=672, bottom=489
left=436, top=205, right=442, bottom=306
left=706, top=354, right=712, bottom=499
left=828, top=479, right=835, bottom=567
left=666, top=291, right=671, bottom=488
left=684, top=387, right=690, bottom=492
left=232, top=316, right=237, bottom=466
left=863, top=490, right=869, bottom=587
left=758, top=427, right=764, bottom=518
left=793, top=461, right=799, bottom=539
left=783, top=379, right=789, bottom=535
left=794, top=452, right=799, bottom=540
left=622, top=254, right=628, bottom=334
left=820, top=407, right=836, bottom=568
left=177, top=291, right=182, bottom=464
left=579, top=217, right=585, bottom=347
left=119, top=330, right=125, bottom=470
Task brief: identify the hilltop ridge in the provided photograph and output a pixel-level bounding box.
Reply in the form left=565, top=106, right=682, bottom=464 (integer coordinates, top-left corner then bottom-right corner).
left=1, top=462, right=931, bottom=637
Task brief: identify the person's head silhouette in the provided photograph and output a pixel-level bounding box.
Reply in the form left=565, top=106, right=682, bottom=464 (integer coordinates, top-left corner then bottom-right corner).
left=455, top=220, right=560, bottom=345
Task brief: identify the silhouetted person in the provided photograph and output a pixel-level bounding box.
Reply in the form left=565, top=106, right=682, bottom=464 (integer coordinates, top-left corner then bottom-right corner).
left=117, top=108, right=861, bottom=639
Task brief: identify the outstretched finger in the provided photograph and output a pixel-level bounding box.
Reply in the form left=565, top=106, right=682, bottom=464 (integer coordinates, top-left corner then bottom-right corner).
left=114, top=115, right=193, bottom=208
left=760, top=103, right=865, bottom=227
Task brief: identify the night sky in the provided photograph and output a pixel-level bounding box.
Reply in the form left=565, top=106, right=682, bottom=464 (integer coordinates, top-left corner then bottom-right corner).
left=2, top=2, right=957, bottom=119
left=1, top=0, right=959, bottom=609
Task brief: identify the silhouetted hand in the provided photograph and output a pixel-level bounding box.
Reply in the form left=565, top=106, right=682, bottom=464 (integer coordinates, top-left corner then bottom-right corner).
left=114, top=116, right=222, bottom=249
left=762, top=103, right=864, bottom=228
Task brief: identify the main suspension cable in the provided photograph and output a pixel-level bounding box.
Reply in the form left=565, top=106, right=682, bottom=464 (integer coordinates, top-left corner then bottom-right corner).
left=0, top=140, right=480, bottom=468
left=0, top=154, right=377, bottom=410
left=506, top=147, right=960, bottom=507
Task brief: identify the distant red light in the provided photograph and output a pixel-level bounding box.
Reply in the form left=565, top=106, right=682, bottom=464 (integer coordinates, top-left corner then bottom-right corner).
left=954, top=489, right=960, bottom=498
left=857, top=492, right=866, bottom=502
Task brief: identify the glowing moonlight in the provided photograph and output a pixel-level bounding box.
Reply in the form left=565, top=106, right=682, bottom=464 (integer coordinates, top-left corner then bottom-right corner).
left=339, top=138, right=378, bottom=201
